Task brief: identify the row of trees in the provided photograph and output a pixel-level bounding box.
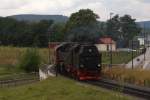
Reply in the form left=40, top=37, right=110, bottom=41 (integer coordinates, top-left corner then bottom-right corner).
left=0, top=9, right=141, bottom=47
left=0, top=17, right=65, bottom=47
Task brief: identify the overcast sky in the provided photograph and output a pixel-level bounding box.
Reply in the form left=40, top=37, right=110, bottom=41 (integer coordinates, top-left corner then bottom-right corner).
left=0, top=0, right=150, bottom=21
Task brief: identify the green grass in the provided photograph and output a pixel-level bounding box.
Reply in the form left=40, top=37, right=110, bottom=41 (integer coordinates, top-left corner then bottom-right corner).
left=0, top=65, right=19, bottom=76
left=0, top=46, right=50, bottom=65
left=0, top=73, right=37, bottom=80
left=102, top=51, right=141, bottom=64
left=0, top=76, right=132, bottom=100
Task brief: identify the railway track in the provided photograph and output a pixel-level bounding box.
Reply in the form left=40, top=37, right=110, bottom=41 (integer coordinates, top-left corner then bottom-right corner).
left=83, top=79, right=150, bottom=99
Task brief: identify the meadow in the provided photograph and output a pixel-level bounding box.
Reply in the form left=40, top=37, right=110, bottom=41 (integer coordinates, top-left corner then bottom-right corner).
left=0, top=76, right=132, bottom=100
left=0, top=46, right=51, bottom=76
left=0, top=46, right=149, bottom=87
left=0, top=46, right=149, bottom=100
left=0, top=46, right=140, bottom=66
left=0, top=46, right=50, bottom=65
left=102, top=51, right=141, bottom=64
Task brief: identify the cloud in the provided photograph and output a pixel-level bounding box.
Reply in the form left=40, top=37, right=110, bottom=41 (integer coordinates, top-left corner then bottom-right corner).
left=137, top=0, right=150, bottom=3
left=0, top=0, right=29, bottom=9
left=0, top=0, right=149, bottom=21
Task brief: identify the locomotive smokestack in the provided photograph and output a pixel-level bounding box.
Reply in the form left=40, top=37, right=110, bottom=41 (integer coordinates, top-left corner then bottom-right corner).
left=66, top=23, right=100, bottom=44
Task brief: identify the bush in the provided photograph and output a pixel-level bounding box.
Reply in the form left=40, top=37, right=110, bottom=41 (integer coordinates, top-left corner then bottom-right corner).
left=18, top=48, right=41, bottom=72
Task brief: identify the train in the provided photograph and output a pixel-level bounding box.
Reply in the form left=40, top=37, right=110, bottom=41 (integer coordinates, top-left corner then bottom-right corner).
left=55, top=43, right=102, bottom=80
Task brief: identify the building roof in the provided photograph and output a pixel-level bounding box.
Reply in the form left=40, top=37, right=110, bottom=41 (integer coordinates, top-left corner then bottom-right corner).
left=97, top=37, right=116, bottom=44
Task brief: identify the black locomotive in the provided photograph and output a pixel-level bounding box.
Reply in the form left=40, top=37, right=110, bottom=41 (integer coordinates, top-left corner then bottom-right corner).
left=55, top=43, right=101, bottom=80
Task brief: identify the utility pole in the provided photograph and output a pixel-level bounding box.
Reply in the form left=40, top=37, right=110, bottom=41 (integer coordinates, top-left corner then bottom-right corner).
left=110, top=39, right=113, bottom=68
left=110, top=12, right=113, bottom=68
left=48, top=26, right=54, bottom=64
left=144, top=24, right=146, bottom=61
left=132, top=40, right=134, bottom=69
left=48, top=25, right=58, bottom=76
left=48, top=28, right=51, bottom=64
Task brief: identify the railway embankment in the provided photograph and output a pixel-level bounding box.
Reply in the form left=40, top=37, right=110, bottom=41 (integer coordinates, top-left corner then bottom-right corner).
left=0, top=76, right=133, bottom=100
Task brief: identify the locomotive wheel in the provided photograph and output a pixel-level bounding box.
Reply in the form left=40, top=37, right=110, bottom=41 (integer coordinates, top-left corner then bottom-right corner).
left=56, top=63, right=64, bottom=74
left=60, top=64, right=67, bottom=75
left=71, top=73, right=76, bottom=79
left=60, top=65, right=63, bottom=74
left=56, top=64, right=61, bottom=73
left=74, top=72, right=80, bottom=81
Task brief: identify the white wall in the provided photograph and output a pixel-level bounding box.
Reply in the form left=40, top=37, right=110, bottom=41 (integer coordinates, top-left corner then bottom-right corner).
left=138, top=38, right=144, bottom=45
left=95, top=44, right=116, bottom=51
left=39, top=65, right=56, bottom=80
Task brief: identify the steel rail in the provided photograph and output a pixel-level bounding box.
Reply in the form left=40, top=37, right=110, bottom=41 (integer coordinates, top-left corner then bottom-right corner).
left=84, top=79, right=150, bottom=99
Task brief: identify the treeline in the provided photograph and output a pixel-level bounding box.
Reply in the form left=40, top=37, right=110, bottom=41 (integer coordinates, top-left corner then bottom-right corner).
left=0, top=17, right=65, bottom=47
left=0, top=9, right=141, bottom=47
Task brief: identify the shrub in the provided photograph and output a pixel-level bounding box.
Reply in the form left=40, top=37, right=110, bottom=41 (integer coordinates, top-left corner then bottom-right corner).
left=18, top=48, right=41, bottom=72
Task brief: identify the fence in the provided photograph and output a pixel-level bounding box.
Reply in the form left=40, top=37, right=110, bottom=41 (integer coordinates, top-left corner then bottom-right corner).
left=101, top=49, right=144, bottom=65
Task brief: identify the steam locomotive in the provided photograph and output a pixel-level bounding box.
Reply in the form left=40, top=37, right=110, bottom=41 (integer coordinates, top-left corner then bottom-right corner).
left=55, top=43, right=101, bottom=80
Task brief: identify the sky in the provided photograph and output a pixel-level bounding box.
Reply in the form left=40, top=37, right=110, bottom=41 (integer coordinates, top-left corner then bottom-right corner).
left=0, top=0, right=150, bottom=21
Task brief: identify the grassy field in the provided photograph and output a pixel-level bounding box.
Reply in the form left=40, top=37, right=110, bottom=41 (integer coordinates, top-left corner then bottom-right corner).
left=0, top=46, right=147, bottom=99
left=0, top=46, right=50, bottom=65
left=0, top=46, right=51, bottom=76
left=0, top=46, right=140, bottom=65
left=102, top=51, right=141, bottom=64
left=0, top=47, right=150, bottom=84
left=0, top=76, right=132, bottom=100
left=0, top=65, right=18, bottom=76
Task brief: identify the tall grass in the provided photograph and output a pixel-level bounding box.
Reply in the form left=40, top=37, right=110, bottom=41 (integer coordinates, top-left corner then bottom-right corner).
left=0, top=46, right=53, bottom=75
left=0, top=46, right=26, bottom=65
left=0, top=46, right=141, bottom=66
left=0, top=46, right=51, bottom=66
left=102, top=67, right=150, bottom=87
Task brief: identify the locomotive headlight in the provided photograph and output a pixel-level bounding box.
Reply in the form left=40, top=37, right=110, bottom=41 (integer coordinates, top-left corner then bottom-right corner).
left=80, top=64, right=84, bottom=68
left=98, top=64, right=101, bottom=67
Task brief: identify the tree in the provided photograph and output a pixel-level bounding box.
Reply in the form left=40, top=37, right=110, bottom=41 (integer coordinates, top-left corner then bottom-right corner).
left=65, top=9, right=100, bottom=42
left=106, top=14, right=141, bottom=47
left=49, top=23, right=65, bottom=42
left=120, top=15, right=141, bottom=47
left=0, top=18, right=53, bottom=47
left=106, top=15, right=120, bottom=40
left=31, top=20, right=53, bottom=47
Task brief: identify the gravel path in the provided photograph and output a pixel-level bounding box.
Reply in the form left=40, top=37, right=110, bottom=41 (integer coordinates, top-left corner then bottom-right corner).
left=126, top=47, right=150, bottom=69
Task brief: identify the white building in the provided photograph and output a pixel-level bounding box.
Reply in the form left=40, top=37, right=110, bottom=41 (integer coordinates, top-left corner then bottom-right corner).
left=95, top=37, right=116, bottom=51
left=136, top=36, right=145, bottom=46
